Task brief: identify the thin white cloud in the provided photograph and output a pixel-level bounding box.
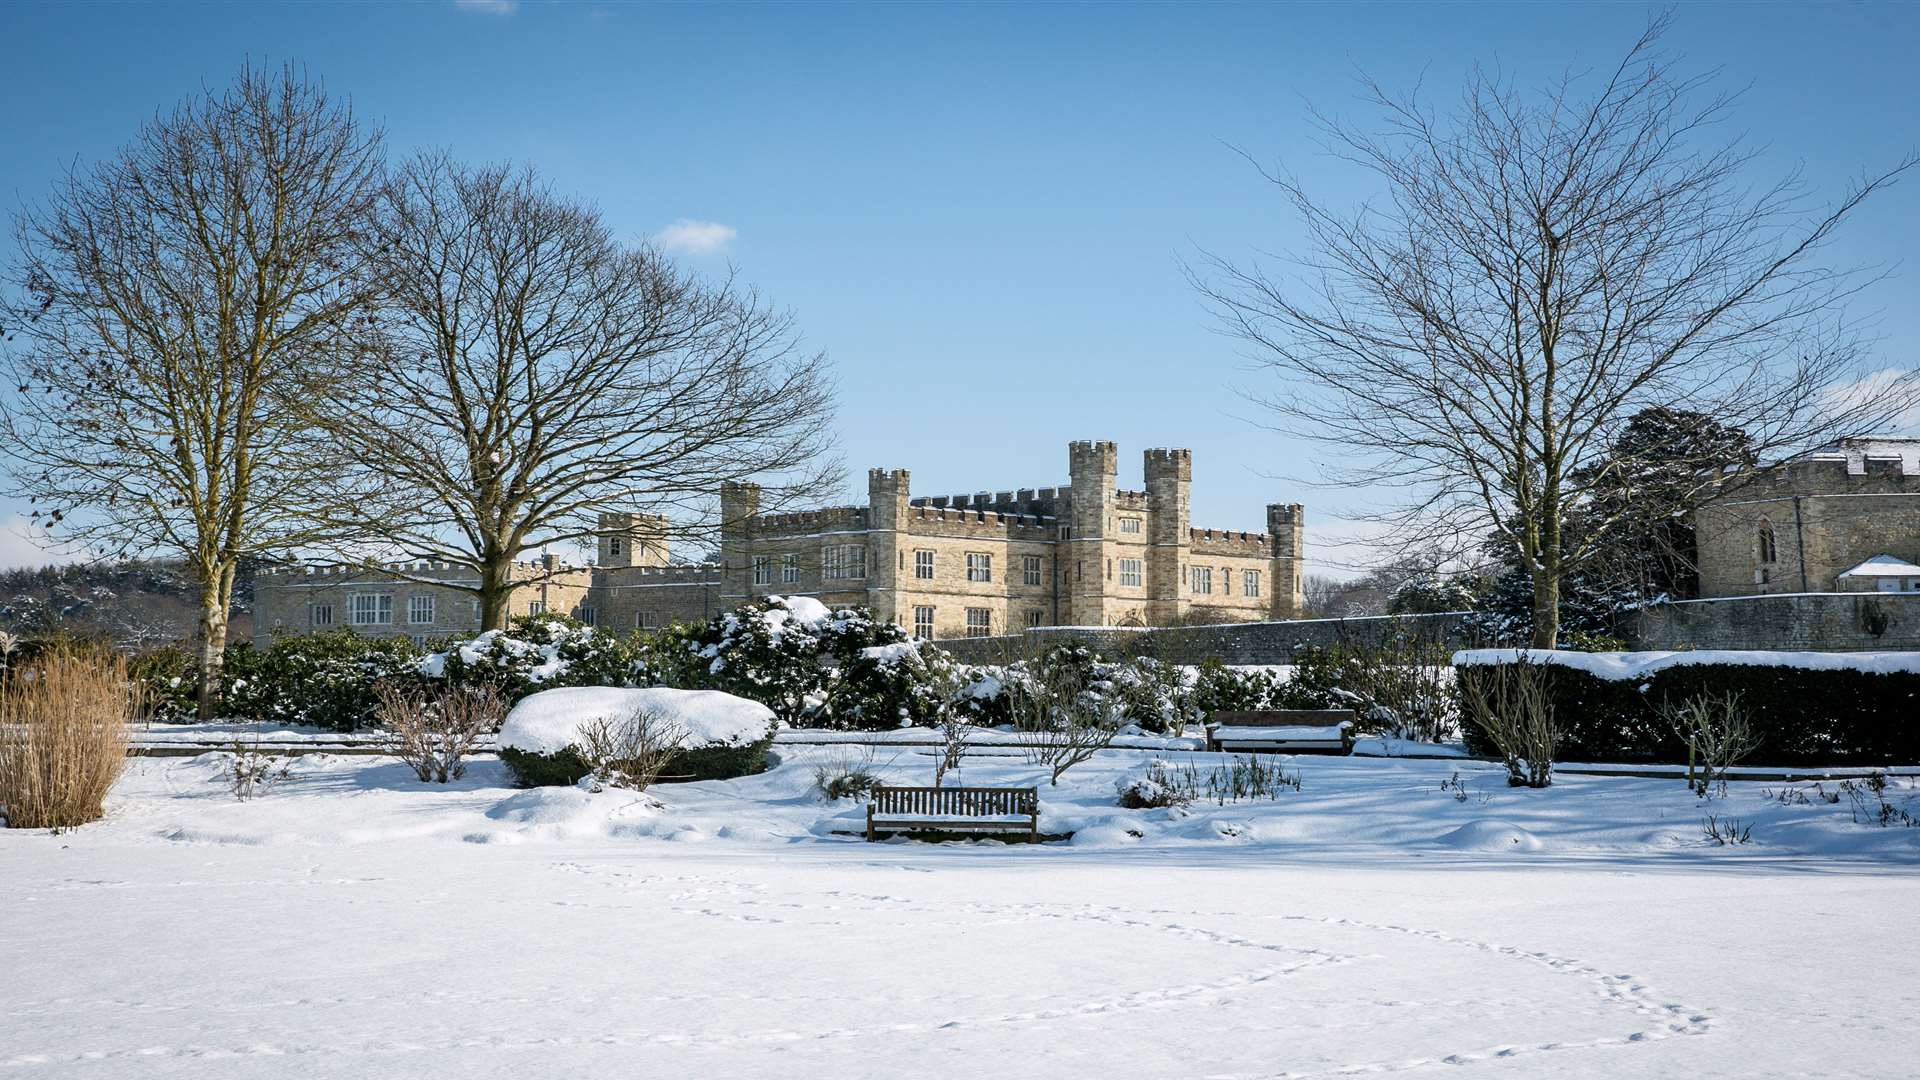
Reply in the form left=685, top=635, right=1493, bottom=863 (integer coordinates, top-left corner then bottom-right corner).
left=1822, top=366, right=1920, bottom=437
left=0, top=515, right=83, bottom=571
left=655, top=219, right=738, bottom=256
left=453, top=0, right=518, bottom=15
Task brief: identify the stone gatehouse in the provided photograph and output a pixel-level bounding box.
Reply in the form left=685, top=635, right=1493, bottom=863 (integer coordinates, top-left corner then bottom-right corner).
left=253, top=440, right=1307, bottom=644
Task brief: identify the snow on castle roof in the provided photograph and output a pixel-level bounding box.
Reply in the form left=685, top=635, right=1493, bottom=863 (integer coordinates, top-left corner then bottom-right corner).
left=1836, top=554, right=1920, bottom=578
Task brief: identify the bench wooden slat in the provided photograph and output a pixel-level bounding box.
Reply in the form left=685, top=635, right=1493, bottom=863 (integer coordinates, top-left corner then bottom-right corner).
left=867, top=785, right=1039, bottom=841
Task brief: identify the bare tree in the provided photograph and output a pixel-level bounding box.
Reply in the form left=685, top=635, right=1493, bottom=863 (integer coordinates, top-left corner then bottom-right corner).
left=1009, top=660, right=1122, bottom=786
left=313, top=156, right=838, bottom=628
left=1459, top=657, right=1559, bottom=788
left=2, top=66, right=385, bottom=715
left=1199, top=16, right=1917, bottom=646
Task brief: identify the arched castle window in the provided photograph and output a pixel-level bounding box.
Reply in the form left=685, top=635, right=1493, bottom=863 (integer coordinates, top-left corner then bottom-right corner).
left=1756, top=519, right=1777, bottom=565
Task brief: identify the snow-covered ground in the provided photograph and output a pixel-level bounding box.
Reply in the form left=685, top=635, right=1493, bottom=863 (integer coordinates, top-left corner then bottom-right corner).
left=4, top=747, right=1917, bottom=1077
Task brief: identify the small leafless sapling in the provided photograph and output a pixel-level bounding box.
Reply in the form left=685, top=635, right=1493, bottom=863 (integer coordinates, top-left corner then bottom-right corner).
left=374, top=681, right=503, bottom=783
left=1656, top=690, right=1760, bottom=797
left=1460, top=660, right=1560, bottom=788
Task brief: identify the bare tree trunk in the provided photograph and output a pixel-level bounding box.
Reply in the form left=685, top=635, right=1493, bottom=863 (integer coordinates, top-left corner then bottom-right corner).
left=192, top=556, right=239, bottom=718
left=478, top=556, right=513, bottom=632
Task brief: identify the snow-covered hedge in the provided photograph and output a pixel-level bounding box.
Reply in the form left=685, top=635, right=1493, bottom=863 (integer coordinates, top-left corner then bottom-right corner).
left=1452, top=649, right=1920, bottom=765
left=419, top=614, right=632, bottom=702
left=687, top=596, right=958, bottom=730
left=497, top=686, right=776, bottom=787
left=947, top=646, right=1195, bottom=735
left=223, top=630, right=424, bottom=731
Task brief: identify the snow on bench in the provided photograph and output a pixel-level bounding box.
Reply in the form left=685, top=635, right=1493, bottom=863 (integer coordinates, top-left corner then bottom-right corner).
left=865, top=785, right=1039, bottom=841
left=1206, top=710, right=1356, bottom=755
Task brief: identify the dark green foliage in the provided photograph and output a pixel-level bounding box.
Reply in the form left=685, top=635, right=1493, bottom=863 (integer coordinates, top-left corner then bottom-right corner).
left=223, top=629, right=424, bottom=731
left=670, top=734, right=775, bottom=782
left=1455, top=657, right=1920, bottom=765
left=498, top=745, right=590, bottom=787
left=498, top=733, right=774, bottom=787
left=128, top=644, right=198, bottom=722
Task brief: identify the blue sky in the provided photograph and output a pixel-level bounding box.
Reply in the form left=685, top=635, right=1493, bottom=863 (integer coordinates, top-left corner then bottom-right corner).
left=2, top=1, right=1915, bottom=574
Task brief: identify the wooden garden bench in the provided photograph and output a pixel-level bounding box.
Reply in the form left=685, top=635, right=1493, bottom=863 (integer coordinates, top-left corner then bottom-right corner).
left=865, top=785, right=1040, bottom=841
left=1205, top=709, right=1357, bottom=755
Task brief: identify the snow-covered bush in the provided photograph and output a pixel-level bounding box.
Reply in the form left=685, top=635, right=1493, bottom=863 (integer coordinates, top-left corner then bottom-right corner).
left=950, top=648, right=1191, bottom=734
left=686, top=596, right=961, bottom=730
left=814, top=747, right=882, bottom=801
left=1188, top=658, right=1281, bottom=716
left=224, top=629, right=424, bottom=731
left=1116, top=759, right=1190, bottom=809
left=1098, top=655, right=1196, bottom=734
left=496, top=686, right=775, bottom=787
left=419, top=614, right=631, bottom=703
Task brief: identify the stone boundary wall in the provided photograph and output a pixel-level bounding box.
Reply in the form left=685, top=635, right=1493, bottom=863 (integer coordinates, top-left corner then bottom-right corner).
left=937, top=594, right=1920, bottom=665
left=1628, top=593, right=1920, bottom=652
left=937, top=612, right=1470, bottom=665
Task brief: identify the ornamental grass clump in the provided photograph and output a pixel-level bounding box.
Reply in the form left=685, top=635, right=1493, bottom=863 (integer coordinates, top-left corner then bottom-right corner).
left=0, top=647, right=135, bottom=829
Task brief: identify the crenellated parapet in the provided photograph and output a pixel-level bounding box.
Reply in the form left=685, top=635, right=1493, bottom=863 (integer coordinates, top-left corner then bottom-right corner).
left=906, top=505, right=1057, bottom=539
left=750, top=506, right=871, bottom=535
left=1189, top=528, right=1274, bottom=557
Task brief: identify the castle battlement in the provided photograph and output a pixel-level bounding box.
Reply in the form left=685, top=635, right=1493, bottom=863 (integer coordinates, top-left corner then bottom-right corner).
left=1190, top=528, right=1272, bottom=556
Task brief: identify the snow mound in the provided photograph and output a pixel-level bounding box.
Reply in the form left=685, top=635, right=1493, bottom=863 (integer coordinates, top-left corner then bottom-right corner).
left=499, top=686, right=775, bottom=756
left=1435, top=820, right=1546, bottom=852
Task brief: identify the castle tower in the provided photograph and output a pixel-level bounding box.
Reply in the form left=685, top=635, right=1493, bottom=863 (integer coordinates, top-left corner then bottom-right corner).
left=1266, top=503, right=1305, bottom=618
left=719, top=481, right=762, bottom=600
left=596, top=511, right=670, bottom=568
left=866, top=468, right=910, bottom=625
left=1067, top=440, right=1117, bottom=626
left=1144, top=448, right=1193, bottom=624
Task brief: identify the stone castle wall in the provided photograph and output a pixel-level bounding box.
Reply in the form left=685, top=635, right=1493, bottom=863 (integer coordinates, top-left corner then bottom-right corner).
left=1696, top=445, right=1920, bottom=598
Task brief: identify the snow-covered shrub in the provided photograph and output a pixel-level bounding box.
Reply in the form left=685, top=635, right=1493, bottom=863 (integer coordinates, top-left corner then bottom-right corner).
left=950, top=664, right=1026, bottom=726
left=224, top=629, right=423, bottom=731
left=1189, top=658, right=1281, bottom=715
left=814, top=747, right=882, bottom=801
left=686, top=596, right=960, bottom=730
left=496, top=686, right=775, bottom=787
left=1278, top=640, right=1460, bottom=743
left=952, top=648, right=1190, bottom=734
left=1387, top=574, right=1480, bottom=615
left=1008, top=655, right=1123, bottom=785
left=629, top=622, right=708, bottom=689
left=1116, top=759, right=1189, bottom=809
left=225, top=732, right=292, bottom=801
left=373, top=681, right=502, bottom=783
left=686, top=596, right=836, bottom=723
left=830, top=635, right=961, bottom=730
left=1098, top=655, right=1196, bottom=734
left=1115, top=755, right=1301, bottom=807
left=420, top=614, right=630, bottom=703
